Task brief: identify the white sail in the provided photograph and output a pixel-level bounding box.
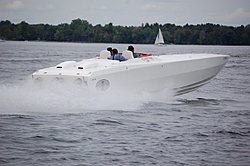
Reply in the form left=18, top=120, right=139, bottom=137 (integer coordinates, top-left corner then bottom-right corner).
left=154, top=28, right=164, bottom=45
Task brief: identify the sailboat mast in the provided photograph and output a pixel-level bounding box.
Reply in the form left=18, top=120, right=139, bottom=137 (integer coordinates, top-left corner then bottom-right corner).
left=155, top=28, right=164, bottom=45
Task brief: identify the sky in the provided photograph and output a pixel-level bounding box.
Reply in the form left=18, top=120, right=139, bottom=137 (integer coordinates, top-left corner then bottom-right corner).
left=0, top=0, right=250, bottom=27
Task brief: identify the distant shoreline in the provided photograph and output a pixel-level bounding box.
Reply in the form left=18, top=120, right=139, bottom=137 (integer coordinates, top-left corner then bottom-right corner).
left=1, top=19, right=250, bottom=45
left=3, top=40, right=250, bottom=46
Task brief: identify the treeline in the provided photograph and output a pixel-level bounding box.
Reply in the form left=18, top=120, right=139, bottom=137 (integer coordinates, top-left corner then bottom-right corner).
left=1, top=18, right=250, bottom=45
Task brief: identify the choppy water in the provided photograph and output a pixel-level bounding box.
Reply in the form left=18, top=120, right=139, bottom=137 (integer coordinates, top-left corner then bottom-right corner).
left=0, top=41, right=250, bottom=165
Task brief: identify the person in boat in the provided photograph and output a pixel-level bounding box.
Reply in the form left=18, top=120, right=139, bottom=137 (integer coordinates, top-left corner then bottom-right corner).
left=127, top=45, right=140, bottom=58
left=107, top=47, right=113, bottom=55
left=107, top=48, right=127, bottom=61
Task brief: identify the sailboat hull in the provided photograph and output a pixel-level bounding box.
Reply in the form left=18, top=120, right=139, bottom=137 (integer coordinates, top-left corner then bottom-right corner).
left=154, top=44, right=166, bottom=46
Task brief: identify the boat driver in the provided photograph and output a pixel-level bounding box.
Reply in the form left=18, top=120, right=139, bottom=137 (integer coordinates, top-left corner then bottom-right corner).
left=107, top=48, right=127, bottom=61
left=127, top=45, right=140, bottom=58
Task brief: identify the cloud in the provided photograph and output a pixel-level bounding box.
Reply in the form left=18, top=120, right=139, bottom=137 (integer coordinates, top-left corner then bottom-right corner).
left=5, top=0, right=24, bottom=10
left=172, top=7, right=182, bottom=12
left=141, top=4, right=161, bottom=10
left=46, top=4, right=54, bottom=10
left=37, top=4, right=54, bottom=11
left=99, top=5, right=108, bottom=10
left=216, top=8, right=250, bottom=22
left=176, top=15, right=190, bottom=21
left=101, top=16, right=109, bottom=21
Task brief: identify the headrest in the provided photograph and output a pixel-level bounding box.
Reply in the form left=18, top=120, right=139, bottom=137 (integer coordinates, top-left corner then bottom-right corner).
left=122, top=51, right=134, bottom=59
left=100, top=50, right=111, bottom=59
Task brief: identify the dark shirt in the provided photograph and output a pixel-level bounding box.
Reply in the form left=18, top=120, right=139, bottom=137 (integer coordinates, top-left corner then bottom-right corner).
left=133, top=53, right=140, bottom=58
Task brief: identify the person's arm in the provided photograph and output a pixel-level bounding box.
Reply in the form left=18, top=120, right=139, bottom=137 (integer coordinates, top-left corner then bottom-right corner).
left=120, top=55, right=127, bottom=61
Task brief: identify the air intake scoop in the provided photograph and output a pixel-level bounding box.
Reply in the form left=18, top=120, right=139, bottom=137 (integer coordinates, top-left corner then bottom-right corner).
left=77, top=62, right=98, bottom=70
left=56, top=61, right=76, bottom=69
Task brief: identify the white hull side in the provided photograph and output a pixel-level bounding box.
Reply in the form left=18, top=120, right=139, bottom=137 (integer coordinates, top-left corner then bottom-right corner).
left=32, top=54, right=229, bottom=95
left=85, top=54, right=228, bottom=94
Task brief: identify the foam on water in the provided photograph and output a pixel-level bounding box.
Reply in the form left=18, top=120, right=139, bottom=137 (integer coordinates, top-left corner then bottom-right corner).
left=0, top=78, right=175, bottom=114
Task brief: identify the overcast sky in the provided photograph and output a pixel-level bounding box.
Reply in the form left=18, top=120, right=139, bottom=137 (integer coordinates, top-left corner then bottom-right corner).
left=0, top=0, right=250, bottom=27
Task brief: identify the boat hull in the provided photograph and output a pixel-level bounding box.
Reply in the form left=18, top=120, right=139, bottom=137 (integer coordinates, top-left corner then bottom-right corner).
left=32, top=53, right=229, bottom=95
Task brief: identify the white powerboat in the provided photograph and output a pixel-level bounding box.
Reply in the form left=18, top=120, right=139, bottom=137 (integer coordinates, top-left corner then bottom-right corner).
left=32, top=50, right=229, bottom=95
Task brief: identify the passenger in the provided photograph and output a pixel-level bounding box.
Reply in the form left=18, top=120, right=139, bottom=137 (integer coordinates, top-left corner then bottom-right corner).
left=107, top=48, right=127, bottom=61
left=107, top=47, right=113, bottom=55
left=127, top=45, right=140, bottom=58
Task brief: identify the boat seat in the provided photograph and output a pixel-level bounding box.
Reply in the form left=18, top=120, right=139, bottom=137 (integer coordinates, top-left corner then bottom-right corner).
left=100, top=50, right=111, bottom=59
left=122, top=51, right=134, bottom=59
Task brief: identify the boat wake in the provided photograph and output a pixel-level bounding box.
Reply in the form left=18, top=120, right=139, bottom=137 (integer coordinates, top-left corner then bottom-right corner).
left=0, top=79, right=175, bottom=114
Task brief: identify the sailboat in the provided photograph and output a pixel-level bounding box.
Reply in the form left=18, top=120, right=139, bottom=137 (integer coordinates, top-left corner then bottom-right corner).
left=154, top=28, right=165, bottom=46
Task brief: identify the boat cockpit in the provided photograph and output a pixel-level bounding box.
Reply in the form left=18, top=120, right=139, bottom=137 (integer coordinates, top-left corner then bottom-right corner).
left=99, top=50, right=152, bottom=60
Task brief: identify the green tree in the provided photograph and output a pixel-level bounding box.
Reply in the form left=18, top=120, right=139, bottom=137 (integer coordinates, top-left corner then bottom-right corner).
left=198, top=30, right=205, bottom=44
left=0, top=19, right=249, bottom=45
left=54, top=29, right=61, bottom=41
left=174, top=29, right=181, bottom=44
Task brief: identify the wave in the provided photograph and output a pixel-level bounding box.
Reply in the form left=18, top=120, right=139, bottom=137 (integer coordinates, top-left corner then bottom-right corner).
left=0, top=79, right=175, bottom=115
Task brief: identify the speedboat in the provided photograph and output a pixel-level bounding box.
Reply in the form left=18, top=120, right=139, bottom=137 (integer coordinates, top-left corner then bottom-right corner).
left=32, top=50, right=229, bottom=95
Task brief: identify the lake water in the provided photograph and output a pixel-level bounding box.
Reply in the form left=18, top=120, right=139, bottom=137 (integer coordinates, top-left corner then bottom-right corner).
left=0, top=41, right=250, bottom=165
